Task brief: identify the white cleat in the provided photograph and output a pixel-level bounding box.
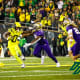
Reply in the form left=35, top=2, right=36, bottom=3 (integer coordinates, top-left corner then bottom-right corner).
left=41, top=56, right=45, bottom=64
left=56, top=62, right=60, bottom=67
left=21, top=64, right=25, bottom=68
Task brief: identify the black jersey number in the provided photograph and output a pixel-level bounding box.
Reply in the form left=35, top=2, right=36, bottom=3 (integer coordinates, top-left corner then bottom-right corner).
left=12, top=35, right=18, bottom=42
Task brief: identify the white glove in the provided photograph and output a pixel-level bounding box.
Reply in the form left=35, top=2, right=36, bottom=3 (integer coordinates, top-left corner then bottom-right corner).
left=31, top=21, right=34, bottom=23
left=23, top=43, right=32, bottom=48
left=17, top=37, right=21, bottom=40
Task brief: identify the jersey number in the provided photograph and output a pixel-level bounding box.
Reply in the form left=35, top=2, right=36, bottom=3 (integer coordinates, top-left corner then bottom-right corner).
left=12, top=35, right=18, bottom=42
left=73, top=28, right=80, bottom=34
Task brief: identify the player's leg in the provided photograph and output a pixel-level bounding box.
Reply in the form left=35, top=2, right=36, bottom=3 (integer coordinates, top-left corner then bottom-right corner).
left=67, top=40, right=80, bottom=61
left=16, top=45, right=22, bottom=56
left=68, top=51, right=80, bottom=61
left=73, top=54, right=80, bottom=61
left=68, top=50, right=74, bottom=61
left=69, top=53, right=80, bottom=71
left=33, top=44, right=42, bottom=58
left=9, top=46, right=24, bottom=68
left=71, top=43, right=80, bottom=61
left=33, top=44, right=45, bottom=64
left=43, top=42, right=60, bottom=67
left=41, top=50, right=45, bottom=64
left=69, top=51, right=80, bottom=72
left=16, top=45, right=25, bottom=60
left=43, top=44, right=58, bottom=63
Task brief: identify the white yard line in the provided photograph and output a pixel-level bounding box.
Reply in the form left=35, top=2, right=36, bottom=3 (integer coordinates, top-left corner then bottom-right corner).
left=0, top=73, right=73, bottom=78
left=0, top=70, right=72, bottom=73
left=0, top=57, right=71, bottom=60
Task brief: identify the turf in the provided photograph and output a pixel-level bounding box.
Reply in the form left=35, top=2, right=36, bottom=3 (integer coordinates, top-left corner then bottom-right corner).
left=0, top=57, right=80, bottom=80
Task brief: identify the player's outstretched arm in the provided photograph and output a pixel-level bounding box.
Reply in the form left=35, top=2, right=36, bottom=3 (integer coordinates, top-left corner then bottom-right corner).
left=23, top=36, right=41, bottom=48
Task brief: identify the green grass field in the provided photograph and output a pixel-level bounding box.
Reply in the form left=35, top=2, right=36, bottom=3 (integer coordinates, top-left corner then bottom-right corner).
left=0, top=56, right=80, bottom=80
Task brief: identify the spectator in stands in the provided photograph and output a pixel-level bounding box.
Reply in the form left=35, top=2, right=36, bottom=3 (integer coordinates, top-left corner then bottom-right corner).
left=67, top=9, right=72, bottom=19
left=13, top=0, right=18, bottom=7
left=9, top=8, right=15, bottom=18
left=34, top=9, right=42, bottom=23
left=4, top=8, right=10, bottom=17
left=31, top=0, right=38, bottom=8
left=40, top=7, right=47, bottom=17
left=77, top=20, right=80, bottom=30
left=54, top=9, right=59, bottom=28
left=25, top=0, right=28, bottom=9
left=45, top=4, right=50, bottom=13
left=38, top=2, right=42, bottom=8
left=0, top=0, right=3, bottom=9
left=48, top=11, right=55, bottom=27
left=62, top=32, right=68, bottom=56
left=63, top=1, right=68, bottom=9
left=16, top=6, right=22, bottom=21
left=75, top=10, right=80, bottom=23
left=25, top=10, right=30, bottom=24
left=5, top=0, right=14, bottom=7
left=59, top=12, right=65, bottom=22
left=18, top=0, right=25, bottom=9
left=0, top=7, right=4, bottom=21
left=46, top=0, right=49, bottom=4
left=71, top=13, right=76, bottom=21
left=19, top=10, right=25, bottom=23
left=19, top=37, right=27, bottom=58
left=47, top=17, right=52, bottom=26
left=41, top=17, right=47, bottom=27
left=17, top=7, right=22, bottom=15
left=52, top=37, right=57, bottom=56
left=57, top=34, right=65, bottom=56
left=35, top=4, right=39, bottom=10
left=59, top=9, right=62, bottom=15
left=48, top=1, right=55, bottom=11
left=57, top=0, right=64, bottom=9
left=28, top=3, right=32, bottom=12
left=40, top=0, right=45, bottom=7
left=30, top=9, right=36, bottom=24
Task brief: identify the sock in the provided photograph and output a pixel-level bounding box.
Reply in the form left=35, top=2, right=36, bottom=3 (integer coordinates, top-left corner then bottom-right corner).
left=41, top=56, right=45, bottom=64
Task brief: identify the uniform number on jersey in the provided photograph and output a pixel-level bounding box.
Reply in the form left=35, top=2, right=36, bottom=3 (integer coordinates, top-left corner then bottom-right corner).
left=73, top=28, right=80, bottom=34
left=12, top=35, right=18, bottom=42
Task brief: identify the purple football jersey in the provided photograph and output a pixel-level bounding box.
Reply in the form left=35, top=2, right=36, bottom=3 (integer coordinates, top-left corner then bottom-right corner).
left=33, top=30, right=58, bottom=63
left=66, top=25, right=80, bottom=43
left=34, top=30, right=48, bottom=45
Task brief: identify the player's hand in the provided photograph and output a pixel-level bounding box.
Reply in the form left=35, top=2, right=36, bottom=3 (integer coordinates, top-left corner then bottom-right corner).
left=31, top=21, right=34, bottom=24
left=23, top=43, right=32, bottom=48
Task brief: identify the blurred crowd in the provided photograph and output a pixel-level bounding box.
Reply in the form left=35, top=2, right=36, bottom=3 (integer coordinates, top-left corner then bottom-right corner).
left=0, top=0, right=80, bottom=27
left=0, top=0, right=80, bottom=57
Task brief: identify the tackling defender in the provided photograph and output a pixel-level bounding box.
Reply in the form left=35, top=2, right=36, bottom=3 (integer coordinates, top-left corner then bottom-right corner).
left=63, top=19, right=80, bottom=74
left=24, top=24, right=60, bottom=67
left=63, top=19, right=80, bottom=61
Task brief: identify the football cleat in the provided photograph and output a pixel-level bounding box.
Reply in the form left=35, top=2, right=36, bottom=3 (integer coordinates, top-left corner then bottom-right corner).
left=21, top=64, right=25, bottom=68
left=56, top=62, right=60, bottom=67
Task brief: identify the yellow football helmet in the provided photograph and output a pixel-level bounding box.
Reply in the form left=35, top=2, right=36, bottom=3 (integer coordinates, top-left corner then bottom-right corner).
left=15, top=22, right=21, bottom=28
